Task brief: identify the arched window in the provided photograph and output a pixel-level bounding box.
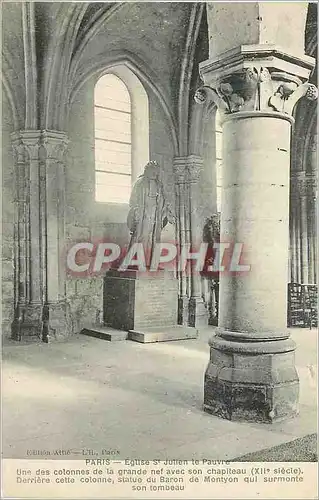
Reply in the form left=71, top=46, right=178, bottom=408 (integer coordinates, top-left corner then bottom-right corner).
left=215, top=110, right=223, bottom=213
left=94, top=67, right=150, bottom=205
left=94, top=74, right=132, bottom=203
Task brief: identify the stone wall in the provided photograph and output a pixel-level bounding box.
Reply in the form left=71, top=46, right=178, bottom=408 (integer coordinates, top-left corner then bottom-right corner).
left=2, top=93, right=15, bottom=337
left=74, top=3, right=192, bottom=114
left=66, top=76, right=176, bottom=333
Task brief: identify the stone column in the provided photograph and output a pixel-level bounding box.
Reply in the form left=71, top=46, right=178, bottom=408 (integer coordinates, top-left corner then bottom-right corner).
left=11, top=130, right=72, bottom=342
left=42, top=131, right=71, bottom=340
left=298, top=173, right=309, bottom=284
left=291, top=169, right=317, bottom=285
left=186, top=155, right=207, bottom=327
left=174, top=156, right=207, bottom=327
left=295, top=192, right=301, bottom=284
left=308, top=134, right=317, bottom=284
left=11, top=131, right=43, bottom=339
left=306, top=173, right=317, bottom=285
left=196, top=42, right=317, bottom=421
left=173, top=159, right=190, bottom=325
left=11, top=134, right=28, bottom=339
left=289, top=182, right=297, bottom=283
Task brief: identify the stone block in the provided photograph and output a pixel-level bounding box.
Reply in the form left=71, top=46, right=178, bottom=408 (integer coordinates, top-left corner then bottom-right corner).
left=103, top=269, right=178, bottom=331
left=66, top=225, right=91, bottom=241
left=204, top=335, right=299, bottom=423
left=81, top=326, right=128, bottom=342
left=69, top=292, right=103, bottom=333
left=102, top=269, right=197, bottom=342
left=2, top=222, right=14, bottom=238
left=74, top=277, right=103, bottom=295
left=66, top=279, right=76, bottom=297
left=128, top=325, right=198, bottom=343
left=2, top=280, right=14, bottom=298
left=2, top=242, right=13, bottom=260
left=11, top=303, right=43, bottom=340
left=103, top=271, right=136, bottom=331
left=10, top=300, right=73, bottom=342
left=2, top=300, right=14, bottom=322
left=1, top=320, right=11, bottom=338
left=2, top=261, right=14, bottom=281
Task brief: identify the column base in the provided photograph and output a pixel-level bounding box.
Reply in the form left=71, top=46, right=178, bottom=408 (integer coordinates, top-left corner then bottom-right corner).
left=188, top=297, right=208, bottom=327
left=11, top=303, right=43, bottom=341
left=43, top=301, right=73, bottom=342
left=204, top=332, right=299, bottom=423
left=178, top=296, right=189, bottom=325
left=11, top=301, right=73, bottom=343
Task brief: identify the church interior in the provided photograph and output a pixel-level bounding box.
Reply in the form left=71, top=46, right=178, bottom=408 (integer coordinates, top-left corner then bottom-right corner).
left=2, top=2, right=318, bottom=463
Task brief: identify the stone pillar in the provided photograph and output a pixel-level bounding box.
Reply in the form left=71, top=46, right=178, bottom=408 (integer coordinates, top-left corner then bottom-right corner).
left=11, top=130, right=72, bottom=342
left=295, top=192, right=302, bottom=284
left=174, top=156, right=207, bottom=327
left=305, top=173, right=317, bottom=285
left=308, top=134, right=317, bottom=284
left=42, top=131, right=71, bottom=340
left=173, top=159, right=190, bottom=325
left=291, top=169, right=317, bottom=285
left=186, top=155, right=207, bottom=327
left=196, top=38, right=317, bottom=420
left=299, top=174, right=309, bottom=284
left=11, top=132, right=43, bottom=339
left=289, top=184, right=296, bottom=283
left=290, top=176, right=300, bottom=284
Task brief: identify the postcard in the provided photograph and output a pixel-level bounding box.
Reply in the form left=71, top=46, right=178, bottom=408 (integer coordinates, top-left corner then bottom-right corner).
left=1, top=1, right=318, bottom=499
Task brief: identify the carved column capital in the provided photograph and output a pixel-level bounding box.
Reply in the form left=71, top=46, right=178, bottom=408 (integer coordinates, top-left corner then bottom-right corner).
left=196, top=45, right=317, bottom=119
left=11, top=133, right=26, bottom=163
left=17, top=130, right=42, bottom=161
left=269, top=79, right=318, bottom=115
left=173, top=157, right=188, bottom=185
left=186, top=155, right=203, bottom=183
left=42, top=130, right=69, bottom=162
left=173, top=155, right=203, bottom=184
left=11, top=131, right=42, bottom=161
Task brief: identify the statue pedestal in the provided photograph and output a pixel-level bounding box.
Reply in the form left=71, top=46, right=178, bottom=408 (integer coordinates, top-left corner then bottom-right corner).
left=102, top=269, right=198, bottom=343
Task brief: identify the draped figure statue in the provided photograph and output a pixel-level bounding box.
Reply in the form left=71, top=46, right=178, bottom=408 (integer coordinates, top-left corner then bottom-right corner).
left=127, top=161, right=174, bottom=268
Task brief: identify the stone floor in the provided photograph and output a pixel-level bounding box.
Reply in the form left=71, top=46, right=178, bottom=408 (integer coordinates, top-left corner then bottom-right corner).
left=2, top=327, right=317, bottom=461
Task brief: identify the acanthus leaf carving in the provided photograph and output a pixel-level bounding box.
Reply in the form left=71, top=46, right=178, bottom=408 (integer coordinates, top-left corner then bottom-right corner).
left=269, top=78, right=318, bottom=115
left=42, top=134, right=69, bottom=163
left=173, top=159, right=188, bottom=185
left=173, top=156, right=203, bottom=184
left=186, top=158, right=203, bottom=183
left=195, top=68, right=318, bottom=116
left=194, top=86, right=228, bottom=112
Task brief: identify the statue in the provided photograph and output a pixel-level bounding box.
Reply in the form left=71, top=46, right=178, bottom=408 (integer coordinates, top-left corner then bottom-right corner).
left=126, top=160, right=175, bottom=268
left=203, top=214, right=220, bottom=248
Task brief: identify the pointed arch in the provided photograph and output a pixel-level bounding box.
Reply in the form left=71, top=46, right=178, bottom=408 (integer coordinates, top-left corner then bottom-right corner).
left=70, top=51, right=178, bottom=156
left=94, top=67, right=150, bottom=203
left=177, top=3, right=205, bottom=156
left=42, top=3, right=127, bottom=131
